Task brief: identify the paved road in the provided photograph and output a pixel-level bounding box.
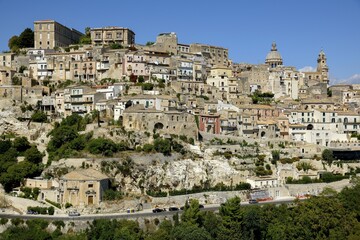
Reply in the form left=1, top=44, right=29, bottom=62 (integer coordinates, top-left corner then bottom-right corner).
left=0, top=197, right=299, bottom=221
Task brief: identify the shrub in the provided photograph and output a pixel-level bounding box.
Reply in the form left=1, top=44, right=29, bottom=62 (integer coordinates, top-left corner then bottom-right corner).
left=142, top=144, right=154, bottom=153
left=146, top=190, right=167, bottom=197
left=31, top=111, right=47, bottom=123
left=87, top=137, right=118, bottom=156
left=52, top=220, right=65, bottom=229
left=154, top=138, right=171, bottom=156
left=26, top=219, right=49, bottom=229
left=322, top=149, right=334, bottom=165
left=0, top=218, right=8, bottom=225
left=27, top=206, right=49, bottom=215
left=65, top=203, right=72, bottom=209
left=45, top=199, right=61, bottom=209
left=11, top=218, right=24, bottom=226
left=103, top=189, right=123, bottom=201
left=48, top=206, right=55, bottom=215
left=13, top=137, right=31, bottom=153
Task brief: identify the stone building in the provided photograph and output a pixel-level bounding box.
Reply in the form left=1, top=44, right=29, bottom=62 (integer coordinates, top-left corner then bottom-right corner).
left=0, top=67, right=15, bottom=85
left=189, top=43, right=228, bottom=67
left=34, top=20, right=83, bottom=49
left=122, top=105, right=197, bottom=138
left=237, top=64, right=269, bottom=93
left=60, top=168, right=109, bottom=207
left=198, top=113, right=221, bottom=134
left=63, top=85, right=106, bottom=116
left=90, top=26, right=135, bottom=47
left=0, top=52, right=15, bottom=68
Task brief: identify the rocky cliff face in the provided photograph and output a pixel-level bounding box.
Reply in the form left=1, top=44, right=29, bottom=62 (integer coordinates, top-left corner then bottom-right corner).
left=113, top=157, right=253, bottom=194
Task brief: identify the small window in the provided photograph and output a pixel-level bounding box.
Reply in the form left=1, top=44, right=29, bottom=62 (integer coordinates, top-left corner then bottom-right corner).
left=88, top=184, right=93, bottom=188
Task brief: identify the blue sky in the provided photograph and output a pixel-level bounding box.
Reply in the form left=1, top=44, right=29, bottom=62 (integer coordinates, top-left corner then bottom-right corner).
left=0, top=0, right=359, bottom=84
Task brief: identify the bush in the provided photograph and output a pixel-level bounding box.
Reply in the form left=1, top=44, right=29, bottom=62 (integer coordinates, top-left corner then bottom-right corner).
left=65, top=203, right=72, bottom=209
left=52, top=220, right=65, bottom=229
left=47, top=206, right=55, bottom=215
left=110, top=43, right=122, bottom=49
left=31, top=111, right=47, bottom=123
left=146, top=190, right=167, bottom=197
left=322, top=149, right=334, bottom=165
left=142, top=82, right=154, bottom=90
left=87, top=138, right=118, bottom=156
left=271, top=150, right=280, bottom=162
left=26, top=219, right=49, bottom=229
left=27, top=206, right=49, bottom=215
left=45, top=199, right=61, bottom=209
left=103, top=189, right=123, bottom=201
left=321, top=172, right=349, bottom=183
left=13, top=137, right=31, bottom=153
left=142, top=144, right=154, bottom=153
left=154, top=138, right=171, bottom=156
left=24, top=146, right=43, bottom=164
left=11, top=218, right=24, bottom=226
left=0, top=218, right=8, bottom=225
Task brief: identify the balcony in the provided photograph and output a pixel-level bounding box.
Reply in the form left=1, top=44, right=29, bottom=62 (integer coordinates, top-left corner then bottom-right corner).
left=72, top=109, right=87, bottom=113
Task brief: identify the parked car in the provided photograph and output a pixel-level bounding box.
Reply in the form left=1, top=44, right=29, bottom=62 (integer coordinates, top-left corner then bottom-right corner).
left=68, top=211, right=81, bottom=216
left=249, top=199, right=258, bottom=204
left=152, top=208, right=166, bottom=213
left=27, top=210, right=38, bottom=215
left=168, top=207, right=179, bottom=211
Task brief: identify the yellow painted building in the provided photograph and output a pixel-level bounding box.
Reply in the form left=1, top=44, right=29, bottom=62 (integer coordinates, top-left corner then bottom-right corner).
left=60, top=169, right=109, bottom=207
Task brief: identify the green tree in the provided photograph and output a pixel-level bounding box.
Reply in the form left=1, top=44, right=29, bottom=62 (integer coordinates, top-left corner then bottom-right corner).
left=181, top=199, right=202, bottom=225
left=0, top=161, right=42, bottom=192
left=171, top=222, right=212, bottom=240
left=241, top=206, right=262, bottom=240
left=137, top=76, right=145, bottom=83
left=154, top=138, right=171, bottom=156
left=24, top=146, right=43, bottom=164
left=13, top=137, right=31, bottom=153
left=110, top=43, right=122, bottom=49
left=0, top=140, right=12, bottom=154
left=87, top=137, right=118, bottom=156
left=217, top=196, right=243, bottom=240
left=202, top=211, right=223, bottom=239
left=8, top=36, right=19, bottom=51
left=18, top=28, right=34, bottom=48
left=322, top=149, right=334, bottom=165
left=48, top=125, right=79, bottom=151
left=271, top=150, right=280, bottom=162
left=142, top=82, right=153, bottom=90
left=60, top=114, right=86, bottom=130
left=31, top=111, right=47, bottom=123
left=79, top=27, right=91, bottom=44
left=87, top=219, right=143, bottom=240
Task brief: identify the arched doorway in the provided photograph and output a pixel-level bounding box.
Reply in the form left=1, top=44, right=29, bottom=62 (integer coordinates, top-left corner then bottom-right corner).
left=154, top=122, right=164, bottom=130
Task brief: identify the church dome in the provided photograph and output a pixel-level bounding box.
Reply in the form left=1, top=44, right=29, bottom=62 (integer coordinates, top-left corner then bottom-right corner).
left=265, top=42, right=283, bottom=67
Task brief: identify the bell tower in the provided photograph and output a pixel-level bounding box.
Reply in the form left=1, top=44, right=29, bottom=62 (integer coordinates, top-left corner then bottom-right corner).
left=316, top=50, right=329, bottom=84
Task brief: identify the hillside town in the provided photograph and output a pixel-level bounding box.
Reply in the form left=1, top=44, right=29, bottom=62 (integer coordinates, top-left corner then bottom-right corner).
left=1, top=19, right=360, bottom=219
